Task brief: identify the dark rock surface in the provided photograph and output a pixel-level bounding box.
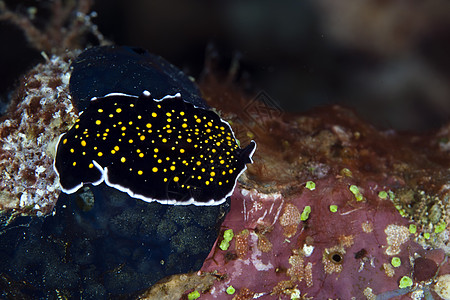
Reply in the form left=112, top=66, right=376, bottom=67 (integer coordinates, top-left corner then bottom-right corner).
left=0, top=185, right=229, bottom=299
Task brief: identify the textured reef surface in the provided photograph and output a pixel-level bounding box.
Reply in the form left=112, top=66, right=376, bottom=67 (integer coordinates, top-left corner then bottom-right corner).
left=140, top=71, right=450, bottom=299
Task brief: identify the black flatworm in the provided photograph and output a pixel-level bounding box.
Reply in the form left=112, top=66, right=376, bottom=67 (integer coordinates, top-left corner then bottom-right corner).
left=54, top=91, right=256, bottom=205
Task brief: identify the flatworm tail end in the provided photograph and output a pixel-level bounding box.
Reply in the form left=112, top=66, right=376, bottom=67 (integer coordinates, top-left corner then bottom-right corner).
left=240, top=140, right=257, bottom=164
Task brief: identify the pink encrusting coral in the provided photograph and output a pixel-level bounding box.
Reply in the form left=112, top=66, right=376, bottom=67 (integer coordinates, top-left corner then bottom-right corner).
left=199, top=183, right=445, bottom=299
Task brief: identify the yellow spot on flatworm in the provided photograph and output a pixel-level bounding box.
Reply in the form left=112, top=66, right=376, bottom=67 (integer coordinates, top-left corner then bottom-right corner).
left=89, top=163, right=94, bottom=168
left=116, top=108, right=122, bottom=113
left=174, top=176, right=179, bottom=182
left=114, top=146, right=119, bottom=151
left=140, top=135, right=145, bottom=141
left=121, top=157, right=126, bottom=163
left=154, top=148, right=159, bottom=153
left=180, top=149, right=185, bottom=153
left=182, top=123, right=187, bottom=128
left=129, top=139, right=133, bottom=144
left=63, top=138, right=67, bottom=144
left=95, top=120, right=101, bottom=125
left=138, top=170, right=143, bottom=175
left=109, top=114, right=114, bottom=118
left=70, top=148, right=74, bottom=153
left=81, top=140, right=86, bottom=147
left=146, top=123, right=152, bottom=128
left=152, top=167, right=158, bottom=172
left=152, top=112, right=157, bottom=117
left=139, top=153, right=144, bottom=158
left=72, top=162, right=76, bottom=166
left=98, top=152, right=103, bottom=157
left=170, top=166, right=175, bottom=171
left=162, top=138, right=167, bottom=143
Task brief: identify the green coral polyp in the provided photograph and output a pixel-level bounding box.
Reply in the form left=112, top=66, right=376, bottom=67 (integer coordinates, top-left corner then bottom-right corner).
left=434, top=222, right=446, bottom=234
left=305, top=181, right=316, bottom=191
left=219, top=229, right=234, bottom=251
left=388, top=190, right=395, bottom=201
left=188, top=290, right=200, bottom=300
left=349, top=185, right=364, bottom=201
left=398, top=276, right=413, bottom=289
left=301, top=206, right=311, bottom=221
left=340, top=168, right=352, bottom=177
left=226, top=285, right=236, bottom=295
left=329, top=205, right=338, bottom=212
left=378, top=191, right=388, bottom=199
left=391, top=257, right=401, bottom=267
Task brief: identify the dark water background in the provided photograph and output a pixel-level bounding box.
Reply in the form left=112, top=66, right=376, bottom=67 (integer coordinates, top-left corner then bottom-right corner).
left=1, top=0, right=449, bottom=131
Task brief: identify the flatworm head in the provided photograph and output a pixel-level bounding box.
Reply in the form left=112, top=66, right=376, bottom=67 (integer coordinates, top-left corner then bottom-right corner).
left=54, top=92, right=256, bottom=206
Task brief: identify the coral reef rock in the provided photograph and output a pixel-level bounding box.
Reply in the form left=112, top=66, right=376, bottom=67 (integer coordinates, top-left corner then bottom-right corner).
left=171, top=73, right=450, bottom=299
